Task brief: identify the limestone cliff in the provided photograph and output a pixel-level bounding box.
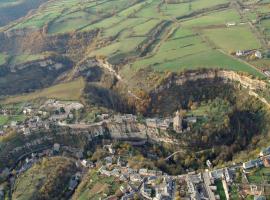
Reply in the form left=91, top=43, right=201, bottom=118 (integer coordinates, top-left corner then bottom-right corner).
left=155, top=70, right=267, bottom=93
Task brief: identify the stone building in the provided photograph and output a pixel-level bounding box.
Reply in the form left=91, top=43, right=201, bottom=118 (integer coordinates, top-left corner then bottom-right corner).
left=173, top=110, right=183, bottom=133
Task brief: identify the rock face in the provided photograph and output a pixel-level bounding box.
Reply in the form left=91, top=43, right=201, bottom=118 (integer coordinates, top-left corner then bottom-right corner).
left=62, top=121, right=177, bottom=144
left=154, top=70, right=267, bottom=93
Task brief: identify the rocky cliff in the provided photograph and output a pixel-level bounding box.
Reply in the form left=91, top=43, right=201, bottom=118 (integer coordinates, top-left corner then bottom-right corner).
left=154, top=70, right=267, bottom=93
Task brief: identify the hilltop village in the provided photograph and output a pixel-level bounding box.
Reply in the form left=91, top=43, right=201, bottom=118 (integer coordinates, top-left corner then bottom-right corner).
left=0, top=99, right=269, bottom=200
left=0, top=99, right=193, bottom=138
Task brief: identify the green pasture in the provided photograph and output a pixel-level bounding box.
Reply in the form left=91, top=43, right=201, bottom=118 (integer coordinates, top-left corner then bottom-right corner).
left=203, top=25, right=261, bottom=52
left=182, top=9, right=241, bottom=27
left=4, top=0, right=268, bottom=78
left=160, top=0, right=228, bottom=18
left=128, top=25, right=264, bottom=77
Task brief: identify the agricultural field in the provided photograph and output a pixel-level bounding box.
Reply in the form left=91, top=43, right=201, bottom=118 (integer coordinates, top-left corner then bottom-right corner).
left=3, top=77, right=85, bottom=104
left=1, top=0, right=269, bottom=82
left=202, top=25, right=261, bottom=52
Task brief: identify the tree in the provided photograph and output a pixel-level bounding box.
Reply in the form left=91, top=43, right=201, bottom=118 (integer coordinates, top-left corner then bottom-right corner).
left=60, top=107, right=65, bottom=113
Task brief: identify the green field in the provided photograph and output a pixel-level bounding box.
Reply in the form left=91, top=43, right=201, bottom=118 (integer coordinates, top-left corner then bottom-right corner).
left=203, top=25, right=261, bottom=52
left=3, top=77, right=85, bottom=104
left=1, top=0, right=268, bottom=80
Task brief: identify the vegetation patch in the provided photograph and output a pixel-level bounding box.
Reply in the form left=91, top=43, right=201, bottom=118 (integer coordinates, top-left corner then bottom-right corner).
left=73, top=170, right=123, bottom=200
left=3, top=77, right=85, bottom=104
left=12, top=156, right=77, bottom=200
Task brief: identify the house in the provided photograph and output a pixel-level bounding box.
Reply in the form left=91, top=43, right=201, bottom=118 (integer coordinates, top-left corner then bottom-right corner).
left=226, top=22, right=236, bottom=27
left=243, top=159, right=263, bottom=170
left=81, top=159, right=94, bottom=168
left=259, top=146, right=270, bottom=157
left=97, top=114, right=110, bottom=120
left=120, top=185, right=128, bottom=193
left=186, top=117, right=197, bottom=123
left=23, top=107, right=32, bottom=115
left=99, top=166, right=112, bottom=176
left=263, top=71, right=270, bottom=77
left=147, top=176, right=157, bottom=185
left=68, top=177, right=79, bottom=191
left=130, top=174, right=142, bottom=182
left=114, top=115, right=123, bottom=123
left=108, top=146, right=115, bottom=154
left=236, top=50, right=244, bottom=57
left=105, top=156, right=113, bottom=166
left=263, top=156, right=270, bottom=167
left=22, top=127, right=30, bottom=135
left=141, top=183, right=152, bottom=199
left=120, top=174, right=128, bottom=181
left=139, top=168, right=148, bottom=176
left=124, top=114, right=137, bottom=122
left=224, top=168, right=233, bottom=183
left=53, top=143, right=60, bottom=153
left=146, top=118, right=158, bottom=128
left=255, top=50, right=262, bottom=59
left=111, top=168, right=120, bottom=177
left=206, top=160, right=212, bottom=168
left=117, top=157, right=126, bottom=167
left=121, top=192, right=135, bottom=200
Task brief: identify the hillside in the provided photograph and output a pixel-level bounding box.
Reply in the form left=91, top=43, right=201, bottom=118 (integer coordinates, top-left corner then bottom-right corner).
left=0, top=1, right=270, bottom=200
left=0, top=0, right=268, bottom=100
left=12, top=157, right=78, bottom=200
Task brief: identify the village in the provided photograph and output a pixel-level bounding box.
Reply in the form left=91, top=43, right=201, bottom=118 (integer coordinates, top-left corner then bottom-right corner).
left=0, top=99, right=197, bottom=138
left=3, top=139, right=270, bottom=200
left=0, top=100, right=270, bottom=199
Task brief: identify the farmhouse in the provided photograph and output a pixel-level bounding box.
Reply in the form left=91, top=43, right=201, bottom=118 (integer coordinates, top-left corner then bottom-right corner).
left=255, top=50, right=262, bottom=59
left=226, top=22, right=236, bottom=27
